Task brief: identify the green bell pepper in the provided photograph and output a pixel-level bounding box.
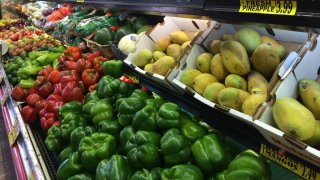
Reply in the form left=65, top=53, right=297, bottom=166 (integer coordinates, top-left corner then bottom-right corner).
left=99, top=155, right=132, bottom=180
left=91, top=99, right=113, bottom=125
left=17, top=66, right=42, bottom=79
left=70, top=126, right=95, bottom=151
left=222, top=149, right=271, bottom=180
left=84, top=90, right=100, bottom=104
left=97, top=75, right=115, bottom=98
left=59, top=146, right=73, bottom=163
left=82, top=100, right=97, bottom=116
left=96, top=159, right=109, bottom=180
left=117, top=97, right=145, bottom=126
left=102, top=60, right=124, bottom=78
left=191, top=133, right=231, bottom=176
left=118, top=81, right=138, bottom=96
left=79, top=133, right=116, bottom=172
left=97, top=119, right=121, bottom=140
left=214, top=170, right=227, bottom=180
left=119, top=126, right=134, bottom=155
left=161, top=164, right=203, bottom=180
left=28, top=51, right=49, bottom=60
left=35, top=53, right=62, bottom=66
left=160, top=128, right=191, bottom=165
left=181, top=121, right=208, bottom=143
left=45, top=126, right=65, bottom=153
left=102, top=79, right=121, bottom=97
left=57, top=152, right=83, bottom=180
left=132, top=105, right=157, bottom=132
left=156, top=103, right=181, bottom=131
left=67, top=173, right=94, bottom=180
left=61, top=113, right=85, bottom=125
left=130, top=168, right=163, bottom=180
left=130, top=89, right=150, bottom=101
left=19, top=79, right=35, bottom=89
left=127, top=143, right=160, bottom=170
left=125, top=131, right=161, bottom=152
left=145, top=97, right=166, bottom=109
left=59, top=101, right=82, bottom=119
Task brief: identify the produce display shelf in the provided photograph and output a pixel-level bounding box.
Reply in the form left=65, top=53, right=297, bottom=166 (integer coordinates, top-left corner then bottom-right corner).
left=0, top=53, right=52, bottom=180
left=37, top=0, right=320, bottom=32
left=123, top=64, right=320, bottom=180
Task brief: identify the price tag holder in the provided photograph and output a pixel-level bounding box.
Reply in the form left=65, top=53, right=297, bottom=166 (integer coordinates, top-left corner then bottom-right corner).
left=239, top=0, right=297, bottom=16
left=1, top=89, right=8, bottom=106
left=8, top=120, right=20, bottom=146
left=260, top=144, right=320, bottom=180
left=77, top=0, right=85, bottom=2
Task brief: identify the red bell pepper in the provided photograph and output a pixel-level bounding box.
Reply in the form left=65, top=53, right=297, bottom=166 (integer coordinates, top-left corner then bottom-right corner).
left=39, top=108, right=46, bottom=119
left=47, top=94, right=63, bottom=102
left=48, top=70, right=62, bottom=84
left=35, top=99, right=46, bottom=114
left=26, top=94, right=42, bottom=107
left=71, top=70, right=81, bottom=81
left=85, top=51, right=100, bottom=63
left=38, top=66, right=53, bottom=77
left=53, top=101, right=64, bottom=119
left=88, top=84, right=97, bottom=92
left=38, top=82, right=53, bottom=98
left=11, top=85, right=27, bottom=101
left=21, top=105, right=37, bottom=124
left=82, top=69, right=99, bottom=86
left=64, top=46, right=81, bottom=61
left=34, top=76, right=48, bottom=89
left=26, top=87, right=38, bottom=96
left=61, top=82, right=84, bottom=102
left=40, top=113, right=56, bottom=131
left=75, top=58, right=86, bottom=74
left=66, top=61, right=77, bottom=70
left=53, top=83, right=62, bottom=95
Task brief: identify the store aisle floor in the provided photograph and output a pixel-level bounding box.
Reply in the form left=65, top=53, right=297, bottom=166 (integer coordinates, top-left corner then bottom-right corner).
left=0, top=110, right=17, bottom=180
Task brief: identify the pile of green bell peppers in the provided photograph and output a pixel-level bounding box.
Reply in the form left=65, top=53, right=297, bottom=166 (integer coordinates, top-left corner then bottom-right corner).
left=45, top=76, right=272, bottom=180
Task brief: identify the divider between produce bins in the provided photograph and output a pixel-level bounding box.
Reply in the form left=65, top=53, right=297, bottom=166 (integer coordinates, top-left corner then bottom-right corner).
left=253, top=35, right=320, bottom=168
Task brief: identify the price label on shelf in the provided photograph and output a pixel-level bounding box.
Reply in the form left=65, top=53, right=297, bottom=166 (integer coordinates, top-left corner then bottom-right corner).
left=1, top=89, right=8, bottom=106
left=76, top=0, right=85, bottom=2
left=260, top=144, right=320, bottom=180
left=239, top=0, right=297, bottom=16
left=8, top=120, right=20, bottom=146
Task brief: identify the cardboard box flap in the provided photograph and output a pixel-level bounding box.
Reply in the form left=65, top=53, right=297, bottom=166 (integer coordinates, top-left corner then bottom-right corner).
left=170, top=17, right=210, bottom=32
left=293, top=36, right=320, bottom=81
left=278, top=52, right=300, bottom=79
left=275, top=72, right=299, bottom=99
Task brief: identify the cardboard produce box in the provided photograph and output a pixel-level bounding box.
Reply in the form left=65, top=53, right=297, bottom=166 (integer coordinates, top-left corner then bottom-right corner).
left=171, top=23, right=312, bottom=124
left=124, top=16, right=214, bottom=91
left=254, top=35, right=320, bottom=168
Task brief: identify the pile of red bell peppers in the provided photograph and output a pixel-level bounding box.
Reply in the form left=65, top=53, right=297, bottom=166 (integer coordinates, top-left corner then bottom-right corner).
left=11, top=46, right=108, bottom=131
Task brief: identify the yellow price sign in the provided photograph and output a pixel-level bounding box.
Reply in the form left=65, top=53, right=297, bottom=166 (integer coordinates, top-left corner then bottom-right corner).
left=77, top=0, right=85, bottom=2
left=124, top=73, right=139, bottom=84
left=239, top=0, right=297, bottom=16
left=260, top=144, right=320, bottom=180
left=8, top=120, right=20, bottom=146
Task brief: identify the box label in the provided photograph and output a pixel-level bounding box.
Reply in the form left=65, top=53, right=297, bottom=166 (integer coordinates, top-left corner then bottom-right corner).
left=124, top=73, right=139, bottom=84
left=76, top=0, right=84, bottom=2
left=8, top=120, right=20, bottom=146
left=260, top=144, right=320, bottom=180
left=239, top=0, right=297, bottom=16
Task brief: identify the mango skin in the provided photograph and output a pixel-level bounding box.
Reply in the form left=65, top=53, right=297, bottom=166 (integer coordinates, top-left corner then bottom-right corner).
left=304, top=121, right=320, bottom=148
left=203, top=82, right=226, bottom=103
left=180, top=69, right=202, bottom=88
left=193, top=73, right=218, bottom=95
left=154, top=37, right=171, bottom=52
left=170, top=31, right=191, bottom=45
left=220, top=40, right=250, bottom=76
left=225, top=74, right=247, bottom=91
left=261, top=36, right=287, bottom=60
left=299, top=79, right=320, bottom=119
left=235, top=28, right=262, bottom=54
left=273, top=97, right=317, bottom=141
left=251, top=43, right=280, bottom=79
left=247, top=71, right=269, bottom=94
left=217, top=87, right=250, bottom=111
left=133, top=49, right=153, bottom=67
left=151, top=56, right=175, bottom=76
left=211, top=53, right=229, bottom=82
left=242, top=94, right=267, bottom=116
